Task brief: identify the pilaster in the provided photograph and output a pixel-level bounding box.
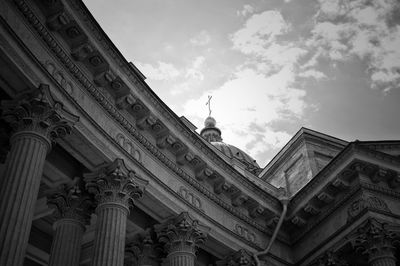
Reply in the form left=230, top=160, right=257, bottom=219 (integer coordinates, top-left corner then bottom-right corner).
left=155, top=212, right=209, bottom=266
left=84, top=159, right=148, bottom=266
left=0, top=85, right=78, bottom=266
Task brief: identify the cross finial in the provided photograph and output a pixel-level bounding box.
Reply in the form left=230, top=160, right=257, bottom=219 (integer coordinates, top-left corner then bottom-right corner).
left=206, top=95, right=212, bottom=116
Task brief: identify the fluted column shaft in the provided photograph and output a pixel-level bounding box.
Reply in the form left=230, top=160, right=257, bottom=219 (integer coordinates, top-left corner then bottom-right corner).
left=0, top=132, right=50, bottom=266
left=84, top=159, right=148, bottom=266
left=49, top=218, right=85, bottom=266
left=168, top=250, right=195, bottom=266
left=92, top=203, right=129, bottom=266
left=0, top=86, right=78, bottom=266
left=370, top=257, right=396, bottom=266
left=369, top=248, right=396, bottom=266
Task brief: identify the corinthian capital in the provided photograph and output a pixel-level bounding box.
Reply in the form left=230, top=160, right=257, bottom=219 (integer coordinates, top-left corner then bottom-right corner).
left=47, top=178, right=95, bottom=225
left=310, top=250, right=348, bottom=266
left=350, top=219, right=400, bottom=264
left=84, top=159, right=148, bottom=210
left=125, top=232, right=159, bottom=266
left=155, top=212, right=210, bottom=254
left=1, top=84, right=79, bottom=143
left=216, top=249, right=256, bottom=266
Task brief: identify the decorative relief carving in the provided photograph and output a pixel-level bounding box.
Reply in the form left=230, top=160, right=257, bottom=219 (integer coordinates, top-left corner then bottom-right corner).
left=155, top=212, right=210, bottom=254
left=347, top=195, right=391, bottom=221
left=216, top=249, right=256, bottom=266
left=234, top=224, right=256, bottom=243
left=309, top=250, right=348, bottom=266
left=46, top=177, right=94, bottom=225
left=44, top=61, right=74, bottom=95
left=1, top=84, right=79, bottom=143
left=69, top=1, right=278, bottom=204
left=14, top=0, right=276, bottom=234
left=84, top=158, right=148, bottom=210
left=348, top=218, right=399, bottom=264
left=178, top=186, right=203, bottom=211
left=115, top=133, right=141, bottom=162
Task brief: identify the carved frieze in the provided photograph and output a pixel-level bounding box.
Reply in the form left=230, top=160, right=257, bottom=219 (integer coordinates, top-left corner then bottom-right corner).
left=347, top=195, right=391, bottom=222
left=115, top=133, right=141, bottom=162
left=14, top=0, right=277, bottom=235
left=44, top=61, right=74, bottom=96
left=178, top=186, right=203, bottom=211
left=234, top=224, right=256, bottom=244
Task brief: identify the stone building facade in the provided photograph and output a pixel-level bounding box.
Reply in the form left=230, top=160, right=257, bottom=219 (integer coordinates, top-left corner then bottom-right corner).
left=0, top=0, right=399, bottom=265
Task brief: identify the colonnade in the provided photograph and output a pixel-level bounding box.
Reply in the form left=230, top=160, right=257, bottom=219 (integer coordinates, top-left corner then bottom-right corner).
left=0, top=86, right=397, bottom=266
left=0, top=85, right=211, bottom=266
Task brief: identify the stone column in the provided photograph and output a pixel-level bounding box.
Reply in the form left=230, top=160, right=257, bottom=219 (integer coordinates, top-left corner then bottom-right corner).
left=47, top=178, right=94, bottom=266
left=84, top=159, right=148, bottom=266
left=216, top=249, right=256, bottom=266
left=155, top=212, right=210, bottom=266
left=0, top=85, right=79, bottom=266
left=351, top=219, right=398, bottom=266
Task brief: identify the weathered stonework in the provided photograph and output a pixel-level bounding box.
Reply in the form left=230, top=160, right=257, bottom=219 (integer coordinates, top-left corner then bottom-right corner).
left=1, top=1, right=400, bottom=266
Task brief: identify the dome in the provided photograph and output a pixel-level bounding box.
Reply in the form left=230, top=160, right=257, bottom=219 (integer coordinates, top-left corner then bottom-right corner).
left=204, top=116, right=216, bottom=128
left=211, top=141, right=260, bottom=168
left=200, top=115, right=260, bottom=172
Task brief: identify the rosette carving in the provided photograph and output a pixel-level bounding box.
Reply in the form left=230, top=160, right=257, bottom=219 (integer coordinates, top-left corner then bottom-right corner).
left=84, top=159, right=148, bottom=210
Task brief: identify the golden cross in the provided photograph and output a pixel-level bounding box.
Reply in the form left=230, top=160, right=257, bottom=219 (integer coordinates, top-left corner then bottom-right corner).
left=206, top=95, right=212, bottom=116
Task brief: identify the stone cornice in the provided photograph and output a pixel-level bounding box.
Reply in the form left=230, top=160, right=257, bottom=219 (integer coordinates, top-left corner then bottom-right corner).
left=62, top=0, right=281, bottom=202
left=354, top=145, right=400, bottom=168
left=260, top=128, right=347, bottom=178
left=289, top=143, right=355, bottom=208
left=285, top=145, right=400, bottom=244
left=288, top=142, right=400, bottom=209
left=11, top=0, right=280, bottom=239
left=290, top=182, right=361, bottom=244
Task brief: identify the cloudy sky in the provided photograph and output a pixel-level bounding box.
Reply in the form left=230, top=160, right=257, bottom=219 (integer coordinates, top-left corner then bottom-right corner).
left=83, top=0, right=400, bottom=167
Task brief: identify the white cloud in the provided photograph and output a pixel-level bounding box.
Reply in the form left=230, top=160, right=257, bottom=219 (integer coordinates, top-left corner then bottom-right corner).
left=136, top=61, right=180, bottom=81
left=307, top=0, right=400, bottom=92
left=298, top=69, right=327, bottom=80
left=185, top=56, right=205, bottom=81
left=237, top=4, right=255, bottom=17
left=190, top=30, right=211, bottom=46
left=231, top=10, right=290, bottom=57
left=182, top=67, right=307, bottom=165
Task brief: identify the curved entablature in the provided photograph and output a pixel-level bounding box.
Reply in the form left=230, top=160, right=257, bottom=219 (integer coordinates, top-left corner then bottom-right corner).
left=7, top=0, right=289, bottom=256
left=3, top=1, right=400, bottom=265
left=30, top=0, right=282, bottom=212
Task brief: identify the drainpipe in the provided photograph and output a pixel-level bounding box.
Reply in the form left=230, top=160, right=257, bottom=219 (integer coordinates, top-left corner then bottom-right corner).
left=253, top=197, right=289, bottom=266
